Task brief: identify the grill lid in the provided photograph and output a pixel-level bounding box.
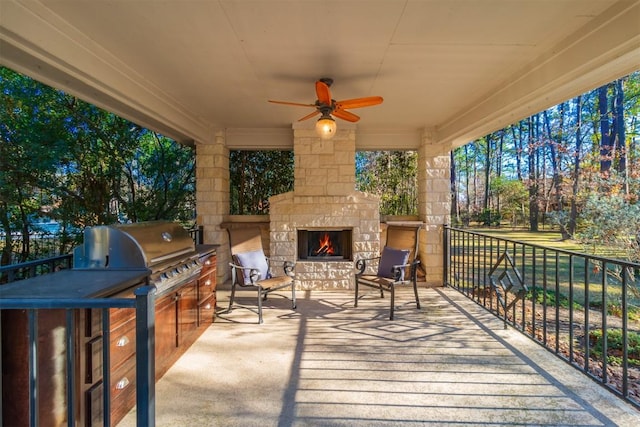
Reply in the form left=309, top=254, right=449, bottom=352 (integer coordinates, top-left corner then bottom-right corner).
left=73, top=220, right=195, bottom=270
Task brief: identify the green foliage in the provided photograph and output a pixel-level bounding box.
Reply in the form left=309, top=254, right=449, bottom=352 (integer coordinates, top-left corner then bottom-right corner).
left=0, top=66, right=196, bottom=264
left=356, top=151, right=418, bottom=215
left=474, top=208, right=501, bottom=226
left=229, top=150, right=294, bottom=215
left=491, top=177, right=527, bottom=225
left=589, top=328, right=640, bottom=367
left=120, top=132, right=195, bottom=222
left=526, top=287, right=582, bottom=310
left=575, top=172, right=640, bottom=262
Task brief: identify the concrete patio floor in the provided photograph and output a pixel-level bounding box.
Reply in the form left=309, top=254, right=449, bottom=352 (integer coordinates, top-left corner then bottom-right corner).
left=119, top=286, right=640, bottom=426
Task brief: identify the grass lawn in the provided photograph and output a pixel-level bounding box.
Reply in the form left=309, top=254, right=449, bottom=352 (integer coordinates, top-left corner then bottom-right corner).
left=451, top=227, right=640, bottom=316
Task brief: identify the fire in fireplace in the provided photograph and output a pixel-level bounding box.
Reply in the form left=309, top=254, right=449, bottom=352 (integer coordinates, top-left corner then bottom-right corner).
left=297, top=229, right=353, bottom=261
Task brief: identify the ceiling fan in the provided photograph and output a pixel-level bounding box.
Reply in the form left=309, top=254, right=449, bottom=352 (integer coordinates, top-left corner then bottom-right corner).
left=268, top=78, right=383, bottom=139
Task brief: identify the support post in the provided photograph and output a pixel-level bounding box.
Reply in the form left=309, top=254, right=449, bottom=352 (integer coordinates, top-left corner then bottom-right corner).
left=134, top=285, right=156, bottom=427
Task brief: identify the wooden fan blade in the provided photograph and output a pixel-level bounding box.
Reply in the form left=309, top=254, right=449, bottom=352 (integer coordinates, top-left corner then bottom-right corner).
left=298, top=110, right=321, bottom=122
left=315, top=80, right=332, bottom=106
left=268, top=100, right=316, bottom=108
left=335, top=96, right=383, bottom=110
left=332, top=109, right=360, bottom=123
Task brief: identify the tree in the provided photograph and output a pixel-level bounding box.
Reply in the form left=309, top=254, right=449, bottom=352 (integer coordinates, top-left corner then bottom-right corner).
left=229, top=150, right=294, bottom=214
left=120, top=132, right=195, bottom=222
left=490, top=177, right=527, bottom=227
left=0, top=67, right=69, bottom=263
left=356, top=151, right=418, bottom=216
left=528, top=114, right=541, bottom=231
left=1, top=66, right=198, bottom=264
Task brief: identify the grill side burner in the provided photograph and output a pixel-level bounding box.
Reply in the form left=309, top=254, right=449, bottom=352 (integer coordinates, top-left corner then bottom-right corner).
left=73, top=220, right=202, bottom=295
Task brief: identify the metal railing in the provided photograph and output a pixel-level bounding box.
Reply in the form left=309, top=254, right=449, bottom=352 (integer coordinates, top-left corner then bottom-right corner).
left=0, top=287, right=156, bottom=427
left=188, top=224, right=204, bottom=245
left=444, top=225, right=640, bottom=409
left=0, top=254, right=73, bottom=284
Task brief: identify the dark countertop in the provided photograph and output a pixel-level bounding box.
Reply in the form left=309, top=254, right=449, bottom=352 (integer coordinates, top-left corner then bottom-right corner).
left=0, top=246, right=217, bottom=302
left=0, top=269, right=150, bottom=300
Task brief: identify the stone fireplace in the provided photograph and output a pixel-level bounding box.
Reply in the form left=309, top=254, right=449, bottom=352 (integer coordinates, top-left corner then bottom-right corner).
left=269, top=128, right=380, bottom=289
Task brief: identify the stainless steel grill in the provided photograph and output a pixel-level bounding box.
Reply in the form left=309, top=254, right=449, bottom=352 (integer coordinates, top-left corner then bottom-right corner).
left=73, top=220, right=202, bottom=295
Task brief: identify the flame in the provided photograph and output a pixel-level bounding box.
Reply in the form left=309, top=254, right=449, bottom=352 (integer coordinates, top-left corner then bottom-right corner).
left=315, top=232, right=335, bottom=255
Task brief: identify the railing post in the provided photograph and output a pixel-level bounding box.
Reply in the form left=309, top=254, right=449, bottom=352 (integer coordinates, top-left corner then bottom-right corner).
left=443, top=225, right=449, bottom=286
left=134, top=285, right=156, bottom=427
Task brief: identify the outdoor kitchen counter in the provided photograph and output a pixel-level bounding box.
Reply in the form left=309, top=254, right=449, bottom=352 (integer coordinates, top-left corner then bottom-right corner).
left=0, top=269, right=151, bottom=300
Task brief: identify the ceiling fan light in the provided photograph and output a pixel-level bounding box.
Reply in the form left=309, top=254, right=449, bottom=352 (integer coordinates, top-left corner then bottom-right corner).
left=316, top=116, right=337, bottom=139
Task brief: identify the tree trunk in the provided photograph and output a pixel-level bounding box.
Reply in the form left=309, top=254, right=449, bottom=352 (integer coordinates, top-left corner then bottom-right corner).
left=483, top=135, right=492, bottom=211
left=599, top=84, right=613, bottom=173
left=464, top=145, right=471, bottom=218
left=568, top=95, right=583, bottom=237
left=528, top=115, right=539, bottom=231
left=450, top=151, right=458, bottom=223
left=613, top=78, right=626, bottom=176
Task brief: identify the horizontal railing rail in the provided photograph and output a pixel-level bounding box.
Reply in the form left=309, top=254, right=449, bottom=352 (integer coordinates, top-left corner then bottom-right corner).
left=0, top=286, right=156, bottom=427
left=0, top=253, right=73, bottom=284
left=444, top=225, right=640, bottom=409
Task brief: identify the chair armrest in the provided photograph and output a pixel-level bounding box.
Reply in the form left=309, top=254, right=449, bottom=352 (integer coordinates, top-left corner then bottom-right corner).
left=229, top=262, right=262, bottom=285
left=283, top=260, right=295, bottom=277
left=390, top=259, right=420, bottom=281
left=355, top=256, right=381, bottom=275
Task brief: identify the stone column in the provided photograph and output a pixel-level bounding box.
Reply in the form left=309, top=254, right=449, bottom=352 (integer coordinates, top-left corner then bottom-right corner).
left=195, top=129, right=230, bottom=284
left=417, top=130, right=451, bottom=286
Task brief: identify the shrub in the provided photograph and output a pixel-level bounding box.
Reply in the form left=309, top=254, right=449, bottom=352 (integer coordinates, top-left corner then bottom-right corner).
left=589, top=328, right=640, bottom=367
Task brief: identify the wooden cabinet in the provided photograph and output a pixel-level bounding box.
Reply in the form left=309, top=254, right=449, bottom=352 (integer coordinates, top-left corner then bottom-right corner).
left=178, top=281, right=198, bottom=345
left=81, top=293, right=138, bottom=427
left=197, top=251, right=217, bottom=328
left=155, top=291, right=178, bottom=375
left=1, top=249, right=217, bottom=427
left=1, top=309, right=69, bottom=427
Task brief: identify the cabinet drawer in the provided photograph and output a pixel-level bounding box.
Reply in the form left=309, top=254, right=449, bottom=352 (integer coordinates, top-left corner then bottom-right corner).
left=200, top=255, right=216, bottom=276
left=85, top=336, right=103, bottom=384
left=85, top=308, right=103, bottom=338
left=109, top=317, right=136, bottom=372
left=198, top=271, right=215, bottom=302
left=109, top=306, right=135, bottom=331
left=198, top=294, right=215, bottom=327
left=110, top=359, right=136, bottom=426
left=85, top=380, right=104, bottom=427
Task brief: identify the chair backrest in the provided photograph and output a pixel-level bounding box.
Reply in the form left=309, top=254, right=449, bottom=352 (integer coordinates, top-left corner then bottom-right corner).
left=228, top=226, right=264, bottom=256
left=383, top=225, right=421, bottom=278
left=227, top=226, right=268, bottom=285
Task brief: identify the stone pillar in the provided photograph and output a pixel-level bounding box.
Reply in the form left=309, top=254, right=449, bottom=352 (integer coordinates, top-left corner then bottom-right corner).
left=417, top=130, right=451, bottom=286
left=195, top=129, right=230, bottom=284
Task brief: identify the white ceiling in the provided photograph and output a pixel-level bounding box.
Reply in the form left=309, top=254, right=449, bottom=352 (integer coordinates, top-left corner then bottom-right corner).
left=1, top=0, right=639, bottom=149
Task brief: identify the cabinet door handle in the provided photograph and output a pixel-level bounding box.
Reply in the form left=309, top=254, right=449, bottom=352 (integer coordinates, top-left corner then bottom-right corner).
left=116, top=377, right=130, bottom=390
left=204, top=303, right=211, bottom=310
left=205, top=279, right=211, bottom=286
left=116, top=336, right=130, bottom=347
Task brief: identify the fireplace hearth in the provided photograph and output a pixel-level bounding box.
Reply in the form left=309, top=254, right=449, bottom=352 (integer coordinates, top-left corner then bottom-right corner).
left=297, top=229, right=353, bottom=261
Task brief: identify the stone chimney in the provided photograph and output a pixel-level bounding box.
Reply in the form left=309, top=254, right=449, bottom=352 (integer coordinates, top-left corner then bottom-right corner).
left=269, top=128, right=380, bottom=289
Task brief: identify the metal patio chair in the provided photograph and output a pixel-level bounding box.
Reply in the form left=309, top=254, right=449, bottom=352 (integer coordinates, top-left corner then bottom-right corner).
left=354, top=224, right=422, bottom=320
left=226, top=226, right=296, bottom=323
